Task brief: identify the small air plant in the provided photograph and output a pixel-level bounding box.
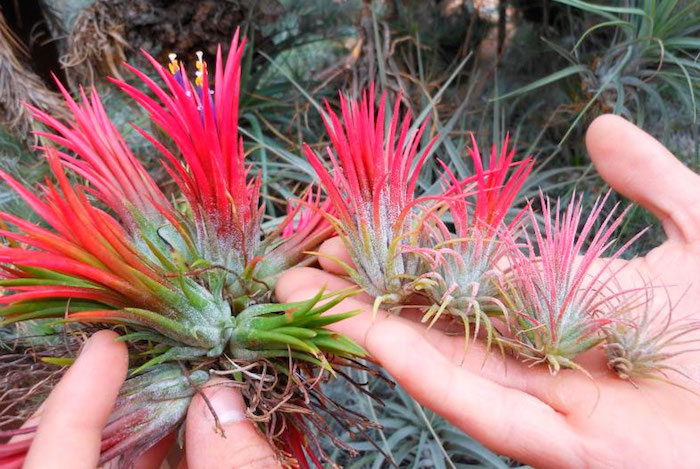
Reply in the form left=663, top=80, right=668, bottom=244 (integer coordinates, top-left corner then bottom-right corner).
left=303, top=87, right=438, bottom=312
left=415, top=135, right=532, bottom=346
left=0, top=30, right=369, bottom=468
left=500, top=192, right=642, bottom=374
left=603, top=286, right=700, bottom=384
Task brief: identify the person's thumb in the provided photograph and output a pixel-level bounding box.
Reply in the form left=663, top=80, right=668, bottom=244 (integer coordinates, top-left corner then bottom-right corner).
left=185, top=377, right=280, bottom=469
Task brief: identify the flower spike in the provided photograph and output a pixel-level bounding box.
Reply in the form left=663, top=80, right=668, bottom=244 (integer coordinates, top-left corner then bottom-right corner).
left=111, top=29, right=266, bottom=298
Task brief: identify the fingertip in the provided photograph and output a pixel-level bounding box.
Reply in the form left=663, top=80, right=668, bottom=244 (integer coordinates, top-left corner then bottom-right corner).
left=82, top=330, right=128, bottom=368
left=275, top=266, right=365, bottom=304
left=318, top=237, right=353, bottom=274
left=585, top=113, right=700, bottom=241
left=187, top=378, right=248, bottom=427
left=71, top=330, right=129, bottom=391
left=585, top=114, right=626, bottom=154
left=585, top=114, right=653, bottom=175
left=185, top=378, right=279, bottom=469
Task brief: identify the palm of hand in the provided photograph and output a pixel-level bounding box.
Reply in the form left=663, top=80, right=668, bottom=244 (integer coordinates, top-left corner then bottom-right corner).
left=276, top=115, right=700, bottom=468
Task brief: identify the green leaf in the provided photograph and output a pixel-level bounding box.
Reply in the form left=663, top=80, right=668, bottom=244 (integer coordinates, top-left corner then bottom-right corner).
left=41, top=357, right=76, bottom=366
left=491, top=65, right=589, bottom=101
left=553, top=0, right=648, bottom=21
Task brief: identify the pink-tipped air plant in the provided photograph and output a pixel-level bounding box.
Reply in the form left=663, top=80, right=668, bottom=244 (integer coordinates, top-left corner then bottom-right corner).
left=303, top=87, right=438, bottom=311
left=415, top=135, right=532, bottom=345
left=603, top=286, right=700, bottom=383
left=501, top=192, right=641, bottom=374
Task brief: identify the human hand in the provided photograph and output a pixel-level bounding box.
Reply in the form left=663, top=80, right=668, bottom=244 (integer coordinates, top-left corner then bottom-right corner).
left=12, top=330, right=280, bottom=469
left=275, top=114, right=700, bottom=468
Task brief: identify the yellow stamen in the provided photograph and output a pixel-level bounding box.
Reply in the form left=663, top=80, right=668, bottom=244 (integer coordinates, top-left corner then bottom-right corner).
left=194, top=51, right=207, bottom=87
left=168, top=53, right=179, bottom=75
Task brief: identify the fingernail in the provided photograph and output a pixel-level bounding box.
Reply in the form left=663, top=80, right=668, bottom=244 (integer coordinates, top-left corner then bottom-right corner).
left=205, top=386, right=246, bottom=426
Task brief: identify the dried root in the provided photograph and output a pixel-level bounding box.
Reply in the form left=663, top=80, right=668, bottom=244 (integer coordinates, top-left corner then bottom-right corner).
left=60, top=1, right=129, bottom=87
left=0, top=13, right=66, bottom=141
left=211, top=355, right=380, bottom=465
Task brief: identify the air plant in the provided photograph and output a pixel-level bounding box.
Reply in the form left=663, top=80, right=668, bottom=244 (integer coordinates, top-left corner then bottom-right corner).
left=303, top=87, right=438, bottom=312
left=32, top=29, right=330, bottom=303
left=0, top=30, right=369, bottom=468
left=603, top=286, right=700, bottom=383
left=414, top=135, right=533, bottom=345
left=500, top=192, right=642, bottom=374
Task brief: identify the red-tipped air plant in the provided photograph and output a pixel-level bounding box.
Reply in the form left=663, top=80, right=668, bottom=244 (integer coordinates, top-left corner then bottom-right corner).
left=0, top=150, right=231, bottom=355
left=501, top=191, right=643, bottom=374
left=415, top=135, right=533, bottom=345
left=0, top=30, right=369, bottom=468
left=29, top=81, right=174, bottom=229
left=28, top=77, right=196, bottom=269
left=109, top=29, right=318, bottom=300
left=303, top=87, right=438, bottom=311
left=112, top=33, right=261, bottom=278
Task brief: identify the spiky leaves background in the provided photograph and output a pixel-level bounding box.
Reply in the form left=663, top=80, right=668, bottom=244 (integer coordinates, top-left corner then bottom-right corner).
left=1, top=0, right=699, bottom=467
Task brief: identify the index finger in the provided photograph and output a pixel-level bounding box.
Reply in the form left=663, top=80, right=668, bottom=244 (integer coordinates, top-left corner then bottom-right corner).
left=22, top=330, right=128, bottom=469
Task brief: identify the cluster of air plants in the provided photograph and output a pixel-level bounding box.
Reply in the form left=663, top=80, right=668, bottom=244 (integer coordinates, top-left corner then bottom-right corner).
left=302, top=79, right=699, bottom=382
left=0, top=30, right=372, bottom=468
left=1, top=22, right=699, bottom=467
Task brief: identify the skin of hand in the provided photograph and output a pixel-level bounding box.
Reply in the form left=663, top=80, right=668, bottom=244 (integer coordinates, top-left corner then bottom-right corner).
left=273, top=114, right=700, bottom=468
left=17, top=331, right=281, bottom=469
